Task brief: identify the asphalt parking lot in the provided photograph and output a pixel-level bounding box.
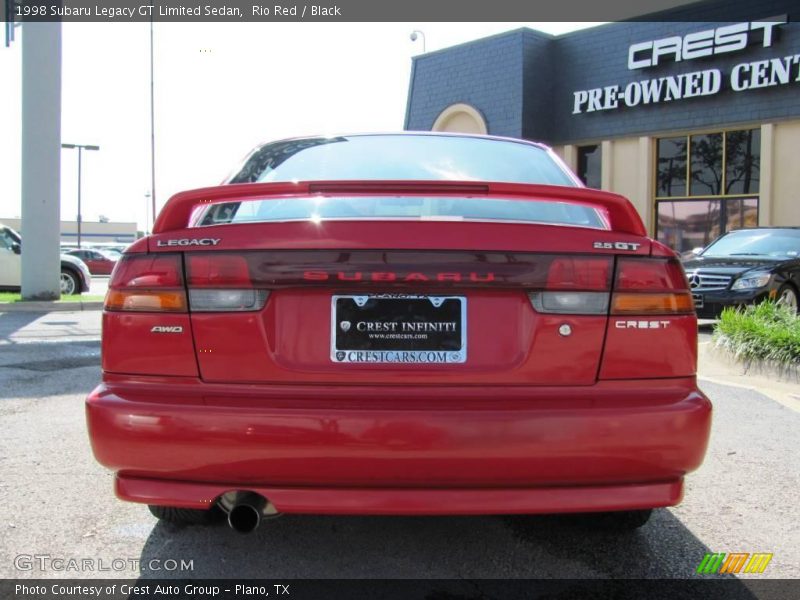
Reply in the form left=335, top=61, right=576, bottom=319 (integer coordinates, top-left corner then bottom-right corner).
left=0, top=310, right=798, bottom=582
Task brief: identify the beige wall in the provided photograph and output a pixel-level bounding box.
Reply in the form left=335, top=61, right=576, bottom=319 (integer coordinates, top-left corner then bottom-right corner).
left=770, top=120, right=800, bottom=227
left=436, top=112, right=484, bottom=134
left=554, top=138, right=654, bottom=234
left=609, top=137, right=654, bottom=233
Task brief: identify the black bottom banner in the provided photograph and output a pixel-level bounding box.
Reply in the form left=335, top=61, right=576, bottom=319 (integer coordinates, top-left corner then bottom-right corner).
left=2, top=579, right=798, bottom=600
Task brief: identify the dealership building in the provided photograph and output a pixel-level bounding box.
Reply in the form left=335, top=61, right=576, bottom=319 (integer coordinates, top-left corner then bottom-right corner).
left=405, top=0, right=799, bottom=252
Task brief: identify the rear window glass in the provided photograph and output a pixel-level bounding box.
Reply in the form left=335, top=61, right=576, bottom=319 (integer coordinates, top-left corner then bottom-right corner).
left=228, top=135, right=577, bottom=186
left=196, top=196, right=606, bottom=229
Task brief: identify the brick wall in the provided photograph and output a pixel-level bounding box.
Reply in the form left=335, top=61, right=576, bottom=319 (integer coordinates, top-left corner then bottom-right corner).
left=405, top=0, right=800, bottom=145
left=404, top=29, right=527, bottom=137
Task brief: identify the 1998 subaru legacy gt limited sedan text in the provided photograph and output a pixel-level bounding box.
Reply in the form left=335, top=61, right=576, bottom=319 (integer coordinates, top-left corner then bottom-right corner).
left=86, top=133, right=711, bottom=533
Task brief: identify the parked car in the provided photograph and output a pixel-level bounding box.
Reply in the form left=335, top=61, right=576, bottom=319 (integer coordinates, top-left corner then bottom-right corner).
left=0, top=224, right=91, bottom=295
left=86, top=133, right=711, bottom=533
left=682, top=227, right=800, bottom=318
left=66, top=248, right=118, bottom=275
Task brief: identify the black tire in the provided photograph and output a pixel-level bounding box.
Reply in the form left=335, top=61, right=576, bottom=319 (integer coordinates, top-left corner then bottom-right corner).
left=148, top=504, right=223, bottom=525
left=60, top=269, right=80, bottom=296
left=587, top=509, right=653, bottom=531
left=776, top=284, right=799, bottom=315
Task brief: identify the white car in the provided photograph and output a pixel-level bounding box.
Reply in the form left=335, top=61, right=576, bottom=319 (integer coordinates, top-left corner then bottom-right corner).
left=0, top=224, right=92, bottom=295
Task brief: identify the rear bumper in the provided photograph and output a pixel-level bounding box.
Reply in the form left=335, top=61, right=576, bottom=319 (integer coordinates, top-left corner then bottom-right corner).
left=116, top=475, right=684, bottom=515
left=86, top=376, right=711, bottom=514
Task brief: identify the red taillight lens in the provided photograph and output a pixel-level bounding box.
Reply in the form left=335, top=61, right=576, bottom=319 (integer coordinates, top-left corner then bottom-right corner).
left=546, top=257, right=611, bottom=291
left=185, top=253, right=268, bottom=312
left=109, top=254, right=183, bottom=288
left=105, top=254, right=187, bottom=312
left=611, top=258, right=693, bottom=315
left=615, top=257, right=688, bottom=291
left=531, top=257, right=611, bottom=314
left=186, top=254, right=252, bottom=287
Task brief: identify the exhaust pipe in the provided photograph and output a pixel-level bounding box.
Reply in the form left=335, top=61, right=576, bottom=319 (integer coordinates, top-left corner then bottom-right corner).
left=227, top=493, right=267, bottom=534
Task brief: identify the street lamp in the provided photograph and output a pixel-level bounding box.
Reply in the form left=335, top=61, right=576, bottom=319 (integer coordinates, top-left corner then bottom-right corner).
left=144, top=191, right=152, bottom=235
left=61, top=143, right=100, bottom=249
left=410, top=30, right=426, bottom=53
left=149, top=18, right=157, bottom=224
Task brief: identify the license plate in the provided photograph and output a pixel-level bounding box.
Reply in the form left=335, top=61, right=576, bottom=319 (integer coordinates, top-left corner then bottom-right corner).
left=331, top=294, right=466, bottom=364
left=692, top=293, right=704, bottom=309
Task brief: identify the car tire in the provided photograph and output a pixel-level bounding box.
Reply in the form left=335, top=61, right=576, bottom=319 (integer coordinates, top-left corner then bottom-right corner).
left=148, top=505, right=224, bottom=526
left=60, top=269, right=79, bottom=296
left=587, top=509, right=653, bottom=531
left=776, top=284, right=799, bottom=314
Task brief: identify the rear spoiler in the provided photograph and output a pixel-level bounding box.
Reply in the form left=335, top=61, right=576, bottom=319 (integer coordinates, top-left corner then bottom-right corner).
left=153, top=180, right=647, bottom=237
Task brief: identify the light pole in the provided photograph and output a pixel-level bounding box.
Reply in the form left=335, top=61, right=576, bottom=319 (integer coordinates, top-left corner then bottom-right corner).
left=144, top=191, right=152, bottom=235
left=61, top=143, right=100, bottom=249
left=149, top=17, right=157, bottom=223
left=410, top=30, right=426, bottom=53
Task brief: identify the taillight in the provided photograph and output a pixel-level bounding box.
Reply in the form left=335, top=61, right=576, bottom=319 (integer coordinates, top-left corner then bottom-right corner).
left=529, top=257, right=611, bottom=314
left=611, top=258, right=693, bottom=315
left=546, top=257, right=611, bottom=290
left=105, top=254, right=187, bottom=312
left=529, top=255, right=693, bottom=316
left=186, top=254, right=251, bottom=287
left=185, top=253, right=269, bottom=312
left=105, top=253, right=270, bottom=313
left=188, top=289, right=269, bottom=312
left=529, top=291, right=609, bottom=314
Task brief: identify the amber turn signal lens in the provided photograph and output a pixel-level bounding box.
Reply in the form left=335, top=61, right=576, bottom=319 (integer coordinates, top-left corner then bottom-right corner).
left=611, top=292, right=693, bottom=314
left=105, top=290, right=187, bottom=312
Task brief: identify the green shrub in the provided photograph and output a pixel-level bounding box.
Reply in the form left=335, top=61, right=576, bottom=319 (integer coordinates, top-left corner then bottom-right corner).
left=714, top=301, right=800, bottom=367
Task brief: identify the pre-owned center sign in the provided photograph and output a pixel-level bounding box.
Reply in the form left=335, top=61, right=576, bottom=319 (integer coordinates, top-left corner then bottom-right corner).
left=572, top=17, right=797, bottom=114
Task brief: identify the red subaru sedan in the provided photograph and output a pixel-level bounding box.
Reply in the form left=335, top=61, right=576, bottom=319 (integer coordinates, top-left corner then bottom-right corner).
left=86, top=133, right=711, bottom=533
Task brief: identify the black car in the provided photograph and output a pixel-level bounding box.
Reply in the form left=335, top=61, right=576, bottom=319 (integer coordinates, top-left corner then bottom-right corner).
left=682, top=227, right=800, bottom=318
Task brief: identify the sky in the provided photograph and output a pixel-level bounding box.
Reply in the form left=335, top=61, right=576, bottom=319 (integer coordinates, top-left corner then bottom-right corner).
left=0, top=22, right=601, bottom=232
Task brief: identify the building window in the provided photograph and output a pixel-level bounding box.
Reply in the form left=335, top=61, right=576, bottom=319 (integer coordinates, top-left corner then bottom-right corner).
left=725, top=129, right=761, bottom=195
left=689, top=133, right=723, bottom=196
left=655, top=128, right=760, bottom=253
left=577, top=144, right=601, bottom=189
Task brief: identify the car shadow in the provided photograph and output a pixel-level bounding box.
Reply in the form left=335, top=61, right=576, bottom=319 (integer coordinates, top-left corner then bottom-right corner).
left=131, top=508, right=757, bottom=595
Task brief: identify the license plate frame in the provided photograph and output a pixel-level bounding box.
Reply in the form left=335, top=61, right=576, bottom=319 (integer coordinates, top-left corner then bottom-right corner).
left=330, top=294, right=467, bottom=364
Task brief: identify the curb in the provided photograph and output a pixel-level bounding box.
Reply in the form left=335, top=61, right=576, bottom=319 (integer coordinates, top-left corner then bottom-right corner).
left=0, top=301, right=103, bottom=313
left=698, top=341, right=800, bottom=412
left=706, top=340, right=800, bottom=383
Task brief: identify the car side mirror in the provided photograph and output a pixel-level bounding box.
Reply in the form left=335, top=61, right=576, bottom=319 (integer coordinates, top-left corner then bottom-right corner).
left=11, top=243, right=21, bottom=255
left=691, top=247, right=703, bottom=256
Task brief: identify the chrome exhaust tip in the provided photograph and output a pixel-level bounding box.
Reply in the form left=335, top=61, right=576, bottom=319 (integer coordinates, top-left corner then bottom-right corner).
left=222, top=491, right=276, bottom=534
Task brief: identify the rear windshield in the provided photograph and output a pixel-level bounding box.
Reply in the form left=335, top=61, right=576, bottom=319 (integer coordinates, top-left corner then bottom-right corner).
left=228, top=135, right=577, bottom=186
left=196, top=196, right=606, bottom=229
